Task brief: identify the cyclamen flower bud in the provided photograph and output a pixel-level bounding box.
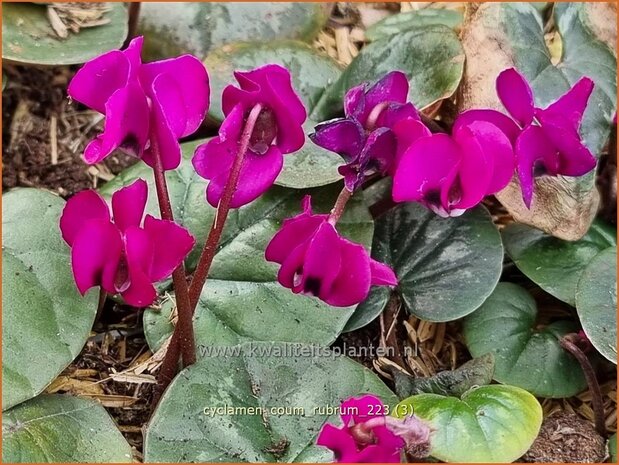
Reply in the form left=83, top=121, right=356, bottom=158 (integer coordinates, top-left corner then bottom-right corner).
left=59, top=179, right=194, bottom=307
left=68, top=36, right=209, bottom=170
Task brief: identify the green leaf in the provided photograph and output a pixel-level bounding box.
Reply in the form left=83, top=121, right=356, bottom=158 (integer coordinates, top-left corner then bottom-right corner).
left=343, top=287, right=391, bottom=332
left=463, top=283, right=587, bottom=398
left=503, top=221, right=616, bottom=306
left=203, top=41, right=344, bottom=189
left=2, top=394, right=133, bottom=463
left=355, top=203, right=503, bottom=323
left=576, top=247, right=617, bottom=363
left=3, top=3, right=128, bottom=66
left=139, top=2, right=330, bottom=61
left=2, top=189, right=98, bottom=410
left=460, top=3, right=617, bottom=239
left=392, top=354, right=495, bottom=399
left=394, top=385, right=542, bottom=463
left=366, top=9, right=463, bottom=42
left=144, top=342, right=397, bottom=462
left=609, top=433, right=617, bottom=463
left=311, top=25, right=464, bottom=120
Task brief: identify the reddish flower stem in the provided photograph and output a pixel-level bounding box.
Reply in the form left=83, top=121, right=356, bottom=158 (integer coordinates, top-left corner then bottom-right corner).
left=156, top=103, right=265, bottom=396
left=560, top=334, right=607, bottom=436
left=187, top=103, right=264, bottom=307
left=150, top=136, right=196, bottom=369
left=328, top=187, right=353, bottom=226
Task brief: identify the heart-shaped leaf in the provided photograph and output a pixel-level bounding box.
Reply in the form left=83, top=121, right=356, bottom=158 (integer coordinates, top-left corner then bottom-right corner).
left=459, top=3, right=617, bottom=240
left=203, top=41, right=344, bottom=189
left=503, top=221, right=616, bottom=306
left=392, top=354, right=495, bottom=399
left=394, top=385, right=543, bottom=463
left=144, top=342, right=397, bottom=462
left=311, top=25, right=464, bottom=121
left=366, top=9, right=463, bottom=42
left=3, top=394, right=133, bottom=463
left=576, top=247, right=617, bottom=363
left=2, top=189, right=98, bottom=410
left=348, top=202, right=503, bottom=323
left=139, top=2, right=330, bottom=61
left=3, top=3, right=128, bottom=66
left=463, top=283, right=587, bottom=398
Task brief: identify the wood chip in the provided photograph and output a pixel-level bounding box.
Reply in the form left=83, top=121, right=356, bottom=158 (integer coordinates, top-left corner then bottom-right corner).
left=334, top=27, right=353, bottom=65
left=109, top=372, right=157, bottom=385
left=47, top=6, right=69, bottom=39
left=50, top=115, right=59, bottom=165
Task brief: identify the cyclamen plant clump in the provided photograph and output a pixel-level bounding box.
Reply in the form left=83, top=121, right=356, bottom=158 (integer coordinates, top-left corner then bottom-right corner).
left=57, top=35, right=602, bottom=464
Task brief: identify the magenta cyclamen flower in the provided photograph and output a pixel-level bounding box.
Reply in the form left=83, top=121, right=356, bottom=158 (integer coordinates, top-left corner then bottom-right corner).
left=59, top=179, right=195, bottom=307
left=265, top=197, right=397, bottom=307
left=316, top=395, right=431, bottom=463
left=192, top=64, right=306, bottom=208
left=68, top=36, right=209, bottom=170
left=393, top=113, right=514, bottom=217
left=310, top=71, right=419, bottom=191
left=496, top=68, right=596, bottom=207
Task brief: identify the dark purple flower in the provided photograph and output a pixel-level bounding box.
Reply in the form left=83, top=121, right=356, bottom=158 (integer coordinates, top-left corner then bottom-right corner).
left=393, top=113, right=514, bottom=217
left=59, top=179, right=195, bottom=307
left=316, top=395, right=431, bottom=463
left=265, top=197, right=397, bottom=307
left=68, top=36, right=210, bottom=170
left=192, top=64, right=306, bottom=208
left=496, top=68, right=596, bottom=207
left=310, top=72, right=420, bottom=191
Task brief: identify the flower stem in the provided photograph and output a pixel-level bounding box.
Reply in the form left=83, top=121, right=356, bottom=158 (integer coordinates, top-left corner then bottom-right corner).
left=187, top=103, right=264, bottom=307
left=328, top=187, right=353, bottom=226
left=150, top=136, right=196, bottom=370
left=560, top=334, right=607, bottom=436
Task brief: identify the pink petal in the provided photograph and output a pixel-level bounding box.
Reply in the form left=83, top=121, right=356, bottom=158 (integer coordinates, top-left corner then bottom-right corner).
left=263, top=64, right=306, bottom=125
left=123, top=36, right=144, bottom=80
left=362, top=71, right=409, bottom=121
left=515, top=125, right=557, bottom=208
left=60, top=190, right=110, bottom=246
left=277, top=241, right=310, bottom=289
left=142, top=75, right=183, bottom=171
left=310, top=118, right=365, bottom=162
left=192, top=136, right=234, bottom=184
left=392, top=118, right=432, bottom=170
left=392, top=134, right=461, bottom=205
left=68, top=50, right=130, bottom=114
left=111, top=178, right=148, bottom=232
left=344, top=83, right=367, bottom=118
left=83, top=82, right=150, bottom=164
left=375, top=102, right=419, bottom=129
left=323, top=239, right=372, bottom=307
left=316, top=424, right=358, bottom=463
left=461, top=121, right=515, bottom=194
left=537, top=112, right=597, bottom=176
left=341, top=395, right=385, bottom=425
left=71, top=219, right=122, bottom=295
left=540, top=77, right=594, bottom=131
left=453, top=109, right=521, bottom=144
left=370, top=259, right=397, bottom=287
left=121, top=226, right=157, bottom=307
left=142, top=215, right=195, bottom=281
left=265, top=214, right=327, bottom=264
left=298, top=222, right=342, bottom=298
left=206, top=146, right=284, bottom=208
left=140, top=55, right=210, bottom=137
left=450, top=125, right=492, bottom=210
left=496, top=68, right=535, bottom=126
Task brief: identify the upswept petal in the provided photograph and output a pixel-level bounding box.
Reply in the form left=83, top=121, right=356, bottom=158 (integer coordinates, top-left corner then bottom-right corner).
left=71, top=219, right=122, bottom=295
left=60, top=190, right=110, bottom=246
left=453, top=109, right=521, bottom=144
left=316, top=424, right=358, bottom=463
left=122, top=227, right=157, bottom=307
left=496, top=68, right=535, bottom=126
left=323, top=240, right=372, bottom=307
left=111, top=178, right=148, bottom=232
left=83, top=82, right=150, bottom=164
left=140, top=55, right=210, bottom=136
left=310, top=118, right=365, bottom=163
left=370, top=259, right=398, bottom=287
left=392, top=118, right=432, bottom=169
left=361, top=71, right=409, bottom=123
left=540, top=77, right=594, bottom=131
left=264, top=215, right=326, bottom=264
left=515, top=125, right=557, bottom=208
left=451, top=125, right=492, bottom=210
left=143, top=215, right=195, bottom=281
left=298, top=222, right=342, bottom=298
